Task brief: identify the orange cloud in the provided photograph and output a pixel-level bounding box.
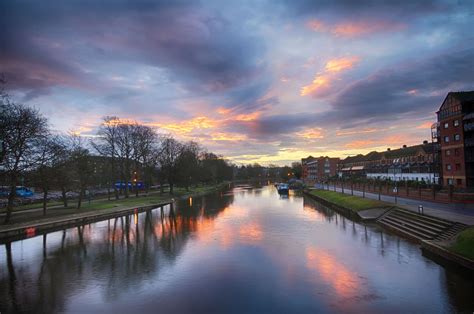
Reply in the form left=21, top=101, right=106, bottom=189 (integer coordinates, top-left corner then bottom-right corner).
left=306, top=19, right=405, bottom=37
left=336, top=128, right=378, bottom=136
left=306, top=19, right=325, bottom=31
left=300, top=75, right=331, bottom=96
left=211, top=132, right=247, bottom=141
left=416, top=121, right=433, bottom=129
left=344, top=140, right=376, bottom=149
left=301, top=56, right=359, bottom=97
left=296, top=128, right=324, bottom=139
left=154, top=116, right=219, bottom=135
left=235, top=111, right=261, bottom=121
left=217, top=107, right=232, bottom=115
left=325, top=57, right=360, bottom=73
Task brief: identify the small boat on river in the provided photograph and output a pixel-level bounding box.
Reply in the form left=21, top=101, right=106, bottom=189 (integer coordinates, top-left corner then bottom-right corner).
left=276, top=183, right=289, bottom=194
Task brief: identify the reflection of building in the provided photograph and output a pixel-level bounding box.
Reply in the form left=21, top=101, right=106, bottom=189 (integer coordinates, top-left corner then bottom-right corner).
left=339, top=141, right=439, bottom=183
left=302, top=156, right=339, bottom=184
left=436, top=91, right=474, bottom=187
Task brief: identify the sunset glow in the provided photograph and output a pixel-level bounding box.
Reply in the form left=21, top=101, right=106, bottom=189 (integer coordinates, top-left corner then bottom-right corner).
left=2, top=0, right=472, bottom=165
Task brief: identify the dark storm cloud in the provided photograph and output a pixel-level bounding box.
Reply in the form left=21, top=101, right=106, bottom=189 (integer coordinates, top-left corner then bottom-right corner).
left=326, top=48, right=474, bottom=126
left=276, top=0, right=456, bottom=21
left=0, top=0, right=267, bottom=100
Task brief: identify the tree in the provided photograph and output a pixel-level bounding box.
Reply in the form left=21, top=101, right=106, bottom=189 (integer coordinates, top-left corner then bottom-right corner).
left=93, top=116, right=121, bottom=200
left=69, top=134, right=93, bottom=209
left=1, top=94, right=48, bottom=223
left=131, top=124, right=157, bottom=196
left=157, top=136, right=182, bottom=194
left=291, top=162, right=302, bottom=179
left=33, top=136, right=67, bottom=215
left=176, top=141, right=200, bottom=190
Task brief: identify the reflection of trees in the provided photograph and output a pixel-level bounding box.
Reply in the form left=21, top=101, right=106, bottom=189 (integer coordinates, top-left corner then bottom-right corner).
left=0, top=192, right=234, bottom=313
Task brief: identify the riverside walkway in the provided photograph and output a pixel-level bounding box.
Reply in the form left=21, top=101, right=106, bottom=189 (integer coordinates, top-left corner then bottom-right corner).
left=316, top=184, right=474, bottom=225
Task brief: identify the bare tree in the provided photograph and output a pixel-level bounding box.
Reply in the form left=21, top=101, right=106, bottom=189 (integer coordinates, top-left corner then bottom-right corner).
left=34, top=136, right=67, bottom=215
left=157, top=136, right=183, bottom=195
left=1, top=95, right=48, bottom=223
left=69, top=134, right=93, bottom=209
left=131, top=124, right=157, bottom=196
left=176, top=141, right=201, bottom=191
left=93, top=116, right=121, bottom=200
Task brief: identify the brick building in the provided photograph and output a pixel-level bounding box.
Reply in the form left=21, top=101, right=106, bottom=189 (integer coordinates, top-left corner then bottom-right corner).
left=436, top=91, right=474, bottom=187
left=302, top=156, right=339, bottom=184
left=339, top=142, right=438, bottom=183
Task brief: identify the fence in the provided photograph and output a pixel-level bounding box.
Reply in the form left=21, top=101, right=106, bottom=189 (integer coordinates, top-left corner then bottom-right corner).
left=322, top=179, right=474, bottom=204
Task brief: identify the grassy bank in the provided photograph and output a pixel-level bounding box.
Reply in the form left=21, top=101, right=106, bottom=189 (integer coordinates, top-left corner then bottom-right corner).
left=0, top=182, right=230, bottom=227
left=448, top=227, right=474, bottom=260
left=308, top=189, right=387, bottom=212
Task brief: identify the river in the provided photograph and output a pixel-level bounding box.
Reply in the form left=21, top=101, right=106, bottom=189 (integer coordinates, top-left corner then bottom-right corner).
left=0, top=184, right=473, bottom=313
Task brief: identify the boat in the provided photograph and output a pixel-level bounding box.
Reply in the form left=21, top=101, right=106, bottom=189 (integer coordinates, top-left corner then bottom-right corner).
left=276, top=183, right=289, bottom=194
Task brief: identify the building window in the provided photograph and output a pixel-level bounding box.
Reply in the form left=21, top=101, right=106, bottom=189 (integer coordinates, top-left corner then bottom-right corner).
left=454, top=120, right=459, bottom=127
left=454, top=134, right=460, bottom=141
left=445, top=150, right=451, bottom=156
left=456, top=163, right=461, bottom=171
left=444, top=136, right=450, bottom=143
left=448, top=178, right=453, bottom=185
left=444, top=122, right=449, bottom=129
left=455, top=148, right=460, bottom=156
left=446, top=164, right=452, bottom=171
left=457, top=179, right=462, bottom=186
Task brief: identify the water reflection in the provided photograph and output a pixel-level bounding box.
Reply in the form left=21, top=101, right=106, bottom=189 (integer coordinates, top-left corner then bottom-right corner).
left=1, top=186, right=473, bottom=313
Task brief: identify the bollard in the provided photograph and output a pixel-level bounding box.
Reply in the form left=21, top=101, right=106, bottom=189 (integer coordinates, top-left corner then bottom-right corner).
left=418, top=205, right=423, bottom=215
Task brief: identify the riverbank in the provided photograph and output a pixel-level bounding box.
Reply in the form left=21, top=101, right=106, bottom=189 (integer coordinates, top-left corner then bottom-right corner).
left=0, top=182, right=230, bottom=242
left=304, top=188, right=474, bottom=271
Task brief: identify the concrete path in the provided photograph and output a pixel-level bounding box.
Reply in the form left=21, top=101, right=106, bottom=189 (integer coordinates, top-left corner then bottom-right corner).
left=315, top=184, right=474, bottom=225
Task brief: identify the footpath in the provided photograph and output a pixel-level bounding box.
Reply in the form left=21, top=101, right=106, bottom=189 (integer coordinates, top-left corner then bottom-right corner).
left=320, top=184, right=474, bottom=225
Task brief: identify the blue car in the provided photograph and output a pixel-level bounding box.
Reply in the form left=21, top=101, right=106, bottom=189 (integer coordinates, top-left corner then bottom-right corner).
left=0, top=186, right=34, bottom=197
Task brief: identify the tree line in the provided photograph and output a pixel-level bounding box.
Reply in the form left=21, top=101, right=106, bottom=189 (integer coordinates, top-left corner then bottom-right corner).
left=0, top=90, right=233, bottom=223
left=1, top=85, right=297, bottom=223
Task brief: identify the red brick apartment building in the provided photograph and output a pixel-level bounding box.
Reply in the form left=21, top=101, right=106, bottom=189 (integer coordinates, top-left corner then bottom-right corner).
left=436, top=91, right=474, bottom=188
left=302, top=156, right=339, bottom=184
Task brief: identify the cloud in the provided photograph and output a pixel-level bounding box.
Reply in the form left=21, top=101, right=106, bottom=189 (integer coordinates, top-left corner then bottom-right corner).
left=301, top=56, right=360, bottom=97
left=324, top=48, right=474, bottom=126
left=306, top=19, right=405, bottom=37
left=0, top=0, right=267, bottom=102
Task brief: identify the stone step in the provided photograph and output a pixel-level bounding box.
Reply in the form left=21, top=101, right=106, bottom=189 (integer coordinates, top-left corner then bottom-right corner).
left=378, top=219, right=433, bottom=240
left=385, top=212, right=446, bottom=234
left=433, top=223, right=468, bottom=241
left=380, top=216, right=438, bottom=238
left=391, top=209, right=451, bottom=229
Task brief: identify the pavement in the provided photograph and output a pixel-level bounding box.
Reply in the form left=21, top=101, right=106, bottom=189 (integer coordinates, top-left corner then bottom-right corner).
left=315, top=184, right=474, bottom=225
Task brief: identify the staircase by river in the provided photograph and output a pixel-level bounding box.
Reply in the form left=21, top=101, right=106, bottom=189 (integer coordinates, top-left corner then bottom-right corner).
left=377, top=208, right=461, bottom=242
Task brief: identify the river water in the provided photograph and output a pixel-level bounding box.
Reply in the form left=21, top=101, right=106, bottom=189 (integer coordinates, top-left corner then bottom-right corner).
left=1, top=184, right=473, bottom=313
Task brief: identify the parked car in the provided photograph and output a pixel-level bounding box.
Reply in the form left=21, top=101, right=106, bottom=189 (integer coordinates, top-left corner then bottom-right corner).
left=0, top=186, right=34, bottom=197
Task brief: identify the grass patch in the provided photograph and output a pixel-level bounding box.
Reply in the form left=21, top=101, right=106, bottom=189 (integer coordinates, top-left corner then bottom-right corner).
left=449, top=227, right=474, bottom=260
left=308, top=189, right=387, bottom=212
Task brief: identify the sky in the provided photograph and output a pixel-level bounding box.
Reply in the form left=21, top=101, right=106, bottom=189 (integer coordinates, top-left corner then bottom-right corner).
left=2, top=0, right=474, bottom=165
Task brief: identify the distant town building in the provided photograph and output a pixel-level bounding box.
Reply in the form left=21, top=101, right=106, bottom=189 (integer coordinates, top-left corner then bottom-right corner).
left=339, top=141, right=439, bottom=183
left=436, top=91, right=474, bottom=187
left=301, top=156, right=339, bottom=184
